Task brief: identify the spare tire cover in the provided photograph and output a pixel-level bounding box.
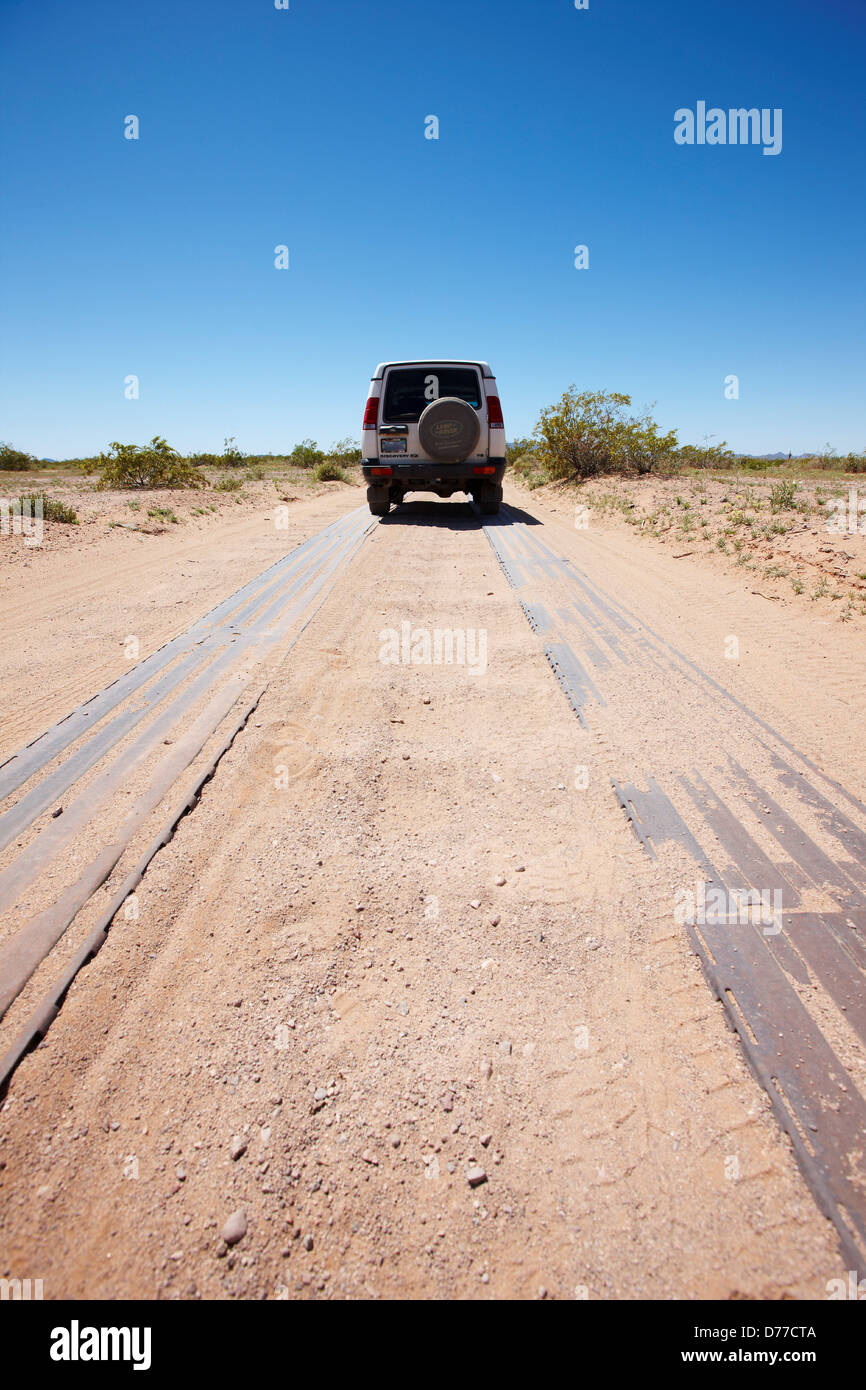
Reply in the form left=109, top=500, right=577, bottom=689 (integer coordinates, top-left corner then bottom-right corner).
left=418, top=396, right=481, bottom=463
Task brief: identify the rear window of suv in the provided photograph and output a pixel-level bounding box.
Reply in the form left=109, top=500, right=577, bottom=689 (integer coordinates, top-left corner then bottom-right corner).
left=382, top=366, right=482, bottom=422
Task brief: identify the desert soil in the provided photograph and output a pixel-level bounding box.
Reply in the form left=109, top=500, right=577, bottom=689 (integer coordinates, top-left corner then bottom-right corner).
left=0, top=474, right=863, bottom=1300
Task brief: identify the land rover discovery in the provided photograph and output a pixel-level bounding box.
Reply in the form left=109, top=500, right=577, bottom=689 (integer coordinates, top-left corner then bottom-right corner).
left=361, top=360, right=506, bottom=516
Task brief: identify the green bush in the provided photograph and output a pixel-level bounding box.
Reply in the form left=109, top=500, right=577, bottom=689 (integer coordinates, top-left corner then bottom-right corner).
left=86, top=438, right=207, bottom=490
left=289, top=439, right=324, bottom=469
left=15, top=492, right=78, bottom=523
left=770, top=479, right=799, bottom=511
left=674, top=442, right=735, bottom=470
left=806, top=446, right=866, bottom=472
left=221, top=436, right=246, bottom=467
left=187, top=439, right=248, bottom=467
left=510, top=451, right=543, bottom=475
left=0, top=442, right=35, bottom=471
left=506, top=437, right=535, bottom=466
left=215, top=475, right=244, bottom=492
left=534, top=388, right=680, bottom=481
left=325, top=437, right=361, bottom=469
left=314, top=460, right=347, bottom=482
left=510, top=452, right=548, bottom=488
left=59, top=456, right=100, bottom=472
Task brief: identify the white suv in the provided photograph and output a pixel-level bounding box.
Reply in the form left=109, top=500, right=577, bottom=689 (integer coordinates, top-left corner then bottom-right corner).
left=361, top=360, right=506, bottom=516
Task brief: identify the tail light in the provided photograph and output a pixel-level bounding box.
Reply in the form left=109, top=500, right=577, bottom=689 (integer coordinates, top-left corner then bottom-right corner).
left=473, top=465, right=496, bottom=475
left=363, top=396, right=379, bottom=430
left=371, top=466, right=392, bottom=478
left=486, top=394, right=504, bottom=429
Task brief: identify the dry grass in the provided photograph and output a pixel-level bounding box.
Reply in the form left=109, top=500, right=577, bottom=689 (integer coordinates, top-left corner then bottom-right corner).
left=514, top=467, right=866, bottom=621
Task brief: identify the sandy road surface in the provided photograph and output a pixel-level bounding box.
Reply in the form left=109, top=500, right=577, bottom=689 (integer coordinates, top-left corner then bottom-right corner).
left=0, top=489, right=359, bottom=762
left=1, top=480, right=863, bottom=1299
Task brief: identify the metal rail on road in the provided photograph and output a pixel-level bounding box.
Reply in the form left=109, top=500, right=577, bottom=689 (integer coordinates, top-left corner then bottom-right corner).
left=0, top=506, right=373, bottom=1091
left=482, top=503, right=866, bottom=1281
left=0, top=683, right=268, bottom=1098
left=0, top=510, right=363, bottom=816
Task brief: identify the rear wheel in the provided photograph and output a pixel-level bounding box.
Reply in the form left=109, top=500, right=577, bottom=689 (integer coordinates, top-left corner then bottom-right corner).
left=477, top=482, right=502, bottom=515
left=367, top=485, right=390, bottom=517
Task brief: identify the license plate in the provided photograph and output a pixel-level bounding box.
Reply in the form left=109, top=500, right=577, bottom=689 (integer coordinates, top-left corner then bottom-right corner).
left=380, top=437, right=407, bottom=456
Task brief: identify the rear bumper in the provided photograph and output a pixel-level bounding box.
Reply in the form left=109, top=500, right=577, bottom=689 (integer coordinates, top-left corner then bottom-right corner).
left=362, top=459, right=506, bottom=487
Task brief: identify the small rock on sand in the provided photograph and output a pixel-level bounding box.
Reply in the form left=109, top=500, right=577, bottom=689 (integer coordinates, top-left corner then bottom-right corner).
left=221, top=1210, right=247, bottom=1246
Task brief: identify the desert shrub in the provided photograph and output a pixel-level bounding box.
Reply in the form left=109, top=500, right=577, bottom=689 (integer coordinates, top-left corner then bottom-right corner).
left=325, top=437, right=362, bottom=469
left=60, top=455, right=100, bottom=472
left=188, top=439, right=248, bottom=467
left=770, top=479, right=799, bottom=511
left=672, top=442, right=735, bottom=470
left=807, top=445, right=866, bottom=472
left=289, top=439, right=324, bottom=469
left=0, top=443, right=35, bottom=471
left=506, top=437, right=535, bottom=466
left=14, top=492, right=78, bottom=523
left=215, top=475, right=244, bottom=492
left=510, top=451, right=543, bottom=475
left=221, top=436, right=246, bottom=466
left=314, top=460, right=346, bottom=482
left=534, top=388, right=680, bottom=481
left=87, top=438, right=207, bottom=490
left=815, top=446, right=839, bottom=470
left=736, top=456, right=775, bottom=471
left=510, top=452, right=549, bottom=488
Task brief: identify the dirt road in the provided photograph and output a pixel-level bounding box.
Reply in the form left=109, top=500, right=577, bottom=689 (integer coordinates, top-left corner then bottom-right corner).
left=1, top=481, right=864, bottom=1299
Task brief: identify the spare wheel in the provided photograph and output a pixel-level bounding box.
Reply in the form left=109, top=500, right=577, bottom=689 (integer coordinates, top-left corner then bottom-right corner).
left=418, top=396, right=481, bottom=463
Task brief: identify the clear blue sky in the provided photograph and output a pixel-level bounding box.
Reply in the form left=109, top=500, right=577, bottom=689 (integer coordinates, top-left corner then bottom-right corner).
left=1, top=0, right=864, bottom=457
